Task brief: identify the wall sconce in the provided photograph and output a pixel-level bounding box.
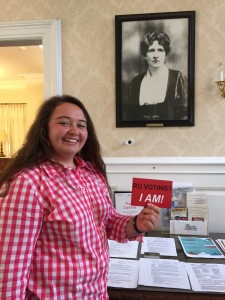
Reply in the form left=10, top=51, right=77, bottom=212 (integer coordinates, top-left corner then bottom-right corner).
left=215, top=63, right=225, bottom=97
left=0, top=128, right=7, bottom=157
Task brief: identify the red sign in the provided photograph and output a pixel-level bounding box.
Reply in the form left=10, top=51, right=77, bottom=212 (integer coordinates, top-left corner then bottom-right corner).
left=131, top=178, right=173, bottom=208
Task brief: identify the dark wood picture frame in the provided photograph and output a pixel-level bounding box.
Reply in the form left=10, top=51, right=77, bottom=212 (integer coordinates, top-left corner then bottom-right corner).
left=115, top=11, right=195, bottom=127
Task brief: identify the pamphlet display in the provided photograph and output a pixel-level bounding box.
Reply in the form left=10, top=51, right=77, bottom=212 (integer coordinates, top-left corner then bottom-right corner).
left=170, top=192, right=209, bottom=236
left=107, top=178, right=225, bottom=294
left=107, top=236, right=225, bottom=293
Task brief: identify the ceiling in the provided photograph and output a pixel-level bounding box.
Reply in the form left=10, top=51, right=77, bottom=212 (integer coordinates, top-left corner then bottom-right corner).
left=0, top=45, right=43, bottom=87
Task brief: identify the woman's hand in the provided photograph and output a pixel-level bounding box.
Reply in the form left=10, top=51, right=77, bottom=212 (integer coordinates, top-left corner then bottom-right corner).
left=126, top=203, right=160, bottom=237
left=135, top=203, right=160, bottom=233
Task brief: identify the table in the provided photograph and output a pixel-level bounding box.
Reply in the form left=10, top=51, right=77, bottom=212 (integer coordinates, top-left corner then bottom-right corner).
left=108, top=232, right=225, bottom=300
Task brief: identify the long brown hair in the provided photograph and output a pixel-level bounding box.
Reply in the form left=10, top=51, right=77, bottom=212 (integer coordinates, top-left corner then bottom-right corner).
left=0, top=95, right=108, bottom=196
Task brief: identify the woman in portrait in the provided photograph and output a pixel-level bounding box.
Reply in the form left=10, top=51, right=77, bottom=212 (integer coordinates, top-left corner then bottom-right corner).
left=127, top=32, right=187, bottom=121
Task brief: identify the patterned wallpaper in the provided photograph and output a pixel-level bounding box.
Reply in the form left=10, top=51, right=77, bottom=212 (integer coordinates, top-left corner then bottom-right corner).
left=1, top=0, right=225, bottom=157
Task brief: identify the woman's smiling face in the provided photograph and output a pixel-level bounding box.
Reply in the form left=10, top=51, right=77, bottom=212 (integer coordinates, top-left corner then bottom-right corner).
left=145, top=40, right=166, bottom=68
left=48, top=102, right=88, bottom=166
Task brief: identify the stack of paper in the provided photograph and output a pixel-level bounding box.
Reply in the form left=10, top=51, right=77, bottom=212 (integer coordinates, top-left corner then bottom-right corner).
left=107, top=258, right=140, bottom=288
left=141, top=237, right=177, bottom=257
left=187, top=192, right=208, bottom=221
left=138, top=258, right=190, bottom=290
left=170, top=192, right=209, bottom=235
left=186, top=263, right=225, bottom=292
left=108, top=240, right=139, bottom=259
left=172, top=183, right=194, bottom=208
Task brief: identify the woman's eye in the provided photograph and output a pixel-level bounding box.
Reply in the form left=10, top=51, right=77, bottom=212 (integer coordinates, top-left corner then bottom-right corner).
left=78, top=123, right=87, bottom=129
left=59, top=121, right=70, bottom=126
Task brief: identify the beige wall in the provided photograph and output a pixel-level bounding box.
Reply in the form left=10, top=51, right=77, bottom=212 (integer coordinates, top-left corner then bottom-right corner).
left=1, top=0, right=225, bottom=157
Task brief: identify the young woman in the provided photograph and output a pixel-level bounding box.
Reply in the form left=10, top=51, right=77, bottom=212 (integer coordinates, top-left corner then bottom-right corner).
left=0, top=95, right=160, bottom=299
left=127, top=32, right=187, bottom=121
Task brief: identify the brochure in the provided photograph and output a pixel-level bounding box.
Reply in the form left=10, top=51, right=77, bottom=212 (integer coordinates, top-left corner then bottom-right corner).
left=186, top=192, right=208, bottom=221
left=178, top=236, right=225, bottom=258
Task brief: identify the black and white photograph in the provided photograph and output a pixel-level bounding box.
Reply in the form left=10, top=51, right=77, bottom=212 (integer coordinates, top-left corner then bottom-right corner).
left=115, top=11, right=195, bottom=127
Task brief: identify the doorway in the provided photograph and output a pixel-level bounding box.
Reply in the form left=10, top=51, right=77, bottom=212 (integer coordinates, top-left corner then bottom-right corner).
left=0, top=19, right=62, bottom=156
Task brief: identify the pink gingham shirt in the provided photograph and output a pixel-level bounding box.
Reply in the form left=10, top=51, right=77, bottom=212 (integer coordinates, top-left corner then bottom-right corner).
left=0, top=157, right=140, bottom=299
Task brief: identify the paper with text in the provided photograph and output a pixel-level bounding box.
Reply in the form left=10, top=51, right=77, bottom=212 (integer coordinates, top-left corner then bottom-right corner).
left=138, top=258, right=190, bottom=290
left=141, top=237, right=177, bottom=257
left=108, top=240, right=139, bottom=259
left=186, top=263, right=225, bottom=292
left=107, top=258, right=140, bottom=288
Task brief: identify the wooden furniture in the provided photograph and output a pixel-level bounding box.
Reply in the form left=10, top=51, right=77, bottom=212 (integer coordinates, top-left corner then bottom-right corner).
left=108, top=289, right=225, bottom=300
left=0, top=158, right=10, bottom=171
left=108, top=232, right=225, bottom=300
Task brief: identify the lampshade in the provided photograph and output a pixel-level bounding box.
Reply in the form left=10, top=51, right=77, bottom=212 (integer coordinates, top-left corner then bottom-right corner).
left=0, top=129, right=7, bottom=141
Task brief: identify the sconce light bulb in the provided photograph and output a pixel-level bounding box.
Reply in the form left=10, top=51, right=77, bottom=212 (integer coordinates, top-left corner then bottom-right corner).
left=218, top=62, right=224, bottom=81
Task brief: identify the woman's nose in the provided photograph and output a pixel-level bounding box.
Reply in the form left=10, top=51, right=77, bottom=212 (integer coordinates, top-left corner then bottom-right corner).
left=68, top=125, right=79, bottom=135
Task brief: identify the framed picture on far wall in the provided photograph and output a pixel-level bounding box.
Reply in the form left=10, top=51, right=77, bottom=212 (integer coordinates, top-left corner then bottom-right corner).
left=115, top=11, right=195, bottom=127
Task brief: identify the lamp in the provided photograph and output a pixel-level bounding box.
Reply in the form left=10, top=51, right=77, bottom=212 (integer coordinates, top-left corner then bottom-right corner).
left=215, top=63, right=225, bottom=97
left=0, top=128, right=7, bottom=157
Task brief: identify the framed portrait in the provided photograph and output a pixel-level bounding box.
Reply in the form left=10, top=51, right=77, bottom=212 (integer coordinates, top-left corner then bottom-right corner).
left=115, top=11, right=195, bottom=127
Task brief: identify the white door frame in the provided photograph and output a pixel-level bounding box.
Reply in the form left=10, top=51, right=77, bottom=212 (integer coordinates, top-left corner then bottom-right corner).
left=0, top=19, right=62, bottom=98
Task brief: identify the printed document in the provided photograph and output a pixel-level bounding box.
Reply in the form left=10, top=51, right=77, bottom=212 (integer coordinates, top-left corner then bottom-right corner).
left=141, top=237, right=177, bottom=257
left=186, top=263, right=225, bottom=292
left=108, top=240, right=139, bottom=259
left=187, top=192, right=208, bottom=221
left=107, top=258, right=140, bottom=288
left=138, top=258, right=190, bottom=290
